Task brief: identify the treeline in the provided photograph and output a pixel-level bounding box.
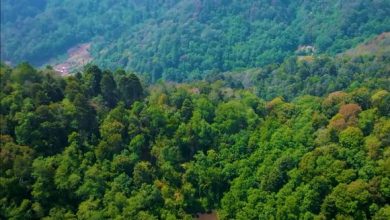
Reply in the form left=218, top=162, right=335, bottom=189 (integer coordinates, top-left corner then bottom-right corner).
left=1, top=59, right=389, bottom=219
left=2, top=0, right=390, bottom=80
left=207, top=53, right=390, bottom=100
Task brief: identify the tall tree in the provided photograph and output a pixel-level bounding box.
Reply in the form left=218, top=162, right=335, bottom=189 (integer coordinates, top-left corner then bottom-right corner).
left=118, top=73, right=143, bottom=107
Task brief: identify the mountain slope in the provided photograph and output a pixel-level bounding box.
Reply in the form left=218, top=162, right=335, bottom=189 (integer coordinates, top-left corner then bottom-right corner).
left=1, top=0, right=389, bottom=80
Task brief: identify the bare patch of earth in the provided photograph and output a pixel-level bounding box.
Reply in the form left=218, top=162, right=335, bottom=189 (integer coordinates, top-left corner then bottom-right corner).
left=196, top=211, right=218, bottom=220
left=53, top=43, right=92, bottom=76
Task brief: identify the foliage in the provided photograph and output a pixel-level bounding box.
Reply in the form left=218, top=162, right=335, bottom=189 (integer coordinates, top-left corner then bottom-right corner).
left=1, top=0, right=389, bottom=81
left=1, top=58, right=389, bottom=219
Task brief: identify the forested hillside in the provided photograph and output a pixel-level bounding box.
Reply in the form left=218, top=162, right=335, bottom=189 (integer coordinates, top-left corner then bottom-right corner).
left=2, top=0, right=389, bottom=80
left=1, top=0, right=390, bottom=219
left=1, top=48, right=389, bottom=219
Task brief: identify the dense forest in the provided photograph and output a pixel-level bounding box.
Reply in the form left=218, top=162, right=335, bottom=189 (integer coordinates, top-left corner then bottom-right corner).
left=1, top=0, right=390, bottom=80
left=1, top=46, right=389, bottom=219
left=1, top=0, right=390, bottom=219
